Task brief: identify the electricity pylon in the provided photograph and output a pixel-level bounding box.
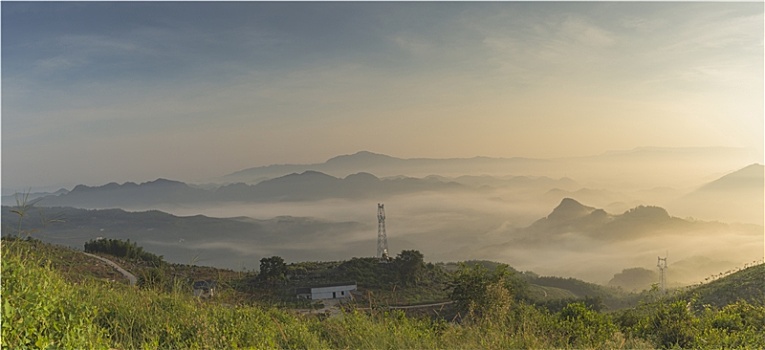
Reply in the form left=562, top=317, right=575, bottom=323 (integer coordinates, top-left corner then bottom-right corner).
left=657, top=255, right=668, bottom=293
left=377, top=203, right=389, bottom=260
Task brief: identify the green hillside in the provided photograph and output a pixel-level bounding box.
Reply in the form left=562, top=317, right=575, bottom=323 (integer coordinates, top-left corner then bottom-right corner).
left=681, top=263, right=765, bottom=308
left=3, top=238, right=764, bottom=349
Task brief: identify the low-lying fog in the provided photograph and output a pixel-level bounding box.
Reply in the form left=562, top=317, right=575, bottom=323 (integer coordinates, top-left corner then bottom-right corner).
left=145, top=183, right=762, bottom=286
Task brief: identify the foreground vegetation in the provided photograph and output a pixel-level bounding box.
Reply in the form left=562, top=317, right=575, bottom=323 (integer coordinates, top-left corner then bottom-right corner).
left=3, top=238, right=764, bottom=349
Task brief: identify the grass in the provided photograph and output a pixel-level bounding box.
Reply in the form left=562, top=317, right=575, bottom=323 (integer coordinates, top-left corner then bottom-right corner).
left=2, top=238, right=325, bottom=349
left=3, top=238, right=764, bottom=349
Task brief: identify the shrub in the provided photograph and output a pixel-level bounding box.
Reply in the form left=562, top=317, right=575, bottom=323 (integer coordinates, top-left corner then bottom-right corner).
left=558, top=302, right=617, bottom=347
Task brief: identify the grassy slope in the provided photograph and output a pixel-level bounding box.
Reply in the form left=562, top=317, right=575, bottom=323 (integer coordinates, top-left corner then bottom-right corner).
left=4, top=239, right=764, bottom=349
left=14, top=236, right=750, bottom=311
left=4, top=238, right=635, bottom=308
left=3, top=238, right=132, bottom=284
left=1, top=239, right=647, bottom=349
left=1, top=238, right=326, bottom=349
left=680, top=263, right=765, bottom=308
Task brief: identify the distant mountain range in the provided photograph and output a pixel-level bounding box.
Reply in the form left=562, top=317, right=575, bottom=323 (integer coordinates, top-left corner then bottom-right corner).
left=3, top=150, right=759, bottom=225
left=221, top=150, right=552, bottom=184
left=23, top=171, right=466, bottom=209
left=9, top=170, right=583, bottom=210
left=219, top=148, right=759, bottom=188
left=1, top=188, right=70, bottom=205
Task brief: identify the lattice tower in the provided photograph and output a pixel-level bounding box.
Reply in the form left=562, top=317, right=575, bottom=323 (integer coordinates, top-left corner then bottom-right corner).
left=377, top=203, right=389, bottom=259
left=657, top=255, right=668, bottom=293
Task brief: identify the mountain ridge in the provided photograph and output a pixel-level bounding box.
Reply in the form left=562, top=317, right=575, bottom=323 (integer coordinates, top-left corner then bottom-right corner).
left=220, top=150, right=551, bottom=184
left=695, top=163, right=763, bottom=192
left=521, top=198, right=703, bottom=242
left=212, top=147, right=761, bottom=194
left=30, top=171, right=467, bottom=209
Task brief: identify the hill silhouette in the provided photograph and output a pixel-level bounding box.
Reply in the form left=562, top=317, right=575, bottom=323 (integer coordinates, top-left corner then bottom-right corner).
left=546, top=198, right=598, bottom=222
left=696, top=163, right=764, bottom=192
left=36, top=178, right=207, bottom=208
left=670, top=163, right=763, bottom=224
left=519, top=198, right=706, bottom=241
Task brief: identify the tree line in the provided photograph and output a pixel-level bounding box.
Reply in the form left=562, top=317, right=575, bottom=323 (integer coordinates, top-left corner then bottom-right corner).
left=84, top=238, right=164, bottom=266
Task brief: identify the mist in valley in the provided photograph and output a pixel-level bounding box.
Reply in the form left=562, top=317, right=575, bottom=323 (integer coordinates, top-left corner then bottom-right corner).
left=80, top=158, right=762, bottom=288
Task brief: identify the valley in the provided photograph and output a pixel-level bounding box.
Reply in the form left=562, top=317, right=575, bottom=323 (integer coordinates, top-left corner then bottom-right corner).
left=3, top=150, right=762, bottom=287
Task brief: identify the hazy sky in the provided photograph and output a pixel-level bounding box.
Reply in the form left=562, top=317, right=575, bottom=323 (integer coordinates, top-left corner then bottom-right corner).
left=2, top=2, right=763, bottom=190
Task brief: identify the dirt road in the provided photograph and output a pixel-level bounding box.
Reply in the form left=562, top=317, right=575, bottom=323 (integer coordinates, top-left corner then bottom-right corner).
left=83, top=252, right=137, bottom=286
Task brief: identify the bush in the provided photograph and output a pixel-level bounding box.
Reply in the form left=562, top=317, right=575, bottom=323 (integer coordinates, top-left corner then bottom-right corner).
left=447, top=263, right=528, bottom=317
left=649, top=300, right=698, bottom=348
left=697, top=300, right=765, bottom=348
left=558, top=302, right=617, bottom=347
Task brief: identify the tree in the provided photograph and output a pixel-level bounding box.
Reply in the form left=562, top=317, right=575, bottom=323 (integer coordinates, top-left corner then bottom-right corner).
left=448, top=263, right=514, bottom=316
left=84, top=238, right=163, bottom=266
left=259, top=256, right=287, bottom=282
left=395, top=250, right=424, bottom=286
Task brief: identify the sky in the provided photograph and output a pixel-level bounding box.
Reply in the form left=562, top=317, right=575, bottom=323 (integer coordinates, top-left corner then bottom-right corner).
left=2, top=2, right=763, bottom=191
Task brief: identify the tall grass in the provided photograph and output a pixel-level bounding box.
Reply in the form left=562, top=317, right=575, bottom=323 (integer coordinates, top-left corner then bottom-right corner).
left=2, top=240, right=108, bottom=348
left=1, top=239, right=326, bottom=348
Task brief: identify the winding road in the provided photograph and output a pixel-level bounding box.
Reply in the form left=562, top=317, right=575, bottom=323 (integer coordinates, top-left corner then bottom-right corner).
left=83, top=252, right=137, bottom=286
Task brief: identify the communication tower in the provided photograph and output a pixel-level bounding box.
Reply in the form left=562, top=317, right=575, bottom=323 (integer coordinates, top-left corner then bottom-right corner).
left=657, top=255, right=668, bottom=293
left=377, top=203, right=389, bottom=260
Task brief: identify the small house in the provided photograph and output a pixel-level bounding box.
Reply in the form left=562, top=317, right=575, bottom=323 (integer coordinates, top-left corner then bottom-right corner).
left=296, top=282, right=357, bottom=300
left=193, top=280, right=217, bottom=298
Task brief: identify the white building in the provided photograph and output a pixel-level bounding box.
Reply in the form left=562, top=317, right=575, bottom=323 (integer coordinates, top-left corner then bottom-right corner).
left=296, top=283, right=357, bottom=300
